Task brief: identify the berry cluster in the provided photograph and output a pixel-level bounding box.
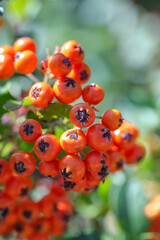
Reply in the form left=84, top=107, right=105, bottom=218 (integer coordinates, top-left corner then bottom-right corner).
left=0, top=37, right=146, bottom=239
left=0, top=177, right=72, bottom=239
left=144, top=195, right=160, bottom=240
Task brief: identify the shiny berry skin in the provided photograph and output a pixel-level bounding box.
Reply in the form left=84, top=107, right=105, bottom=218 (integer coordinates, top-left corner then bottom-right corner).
left=18, top=200, right=39, bottom=223
left=85, top=151, right=109, bottom=173
left=53, top=77, right=82, bottom=104
left=13, top=37, right=36, bottom=53
left=34, top=134, right=61, bottom=162
left=102, top=109, right=123, bottom=131
left=82, top=83, right=104, bottom=105
left=0, top=54, right=15, bottom=79
left=38, top=159, right=59, bottom=178
left=68, top=62, right=91, bottom=85
left=61, top=40, right=84, bottom=64
left=29, top=82, right=54, bottom=108
left=9, top=151, right=36, bottom=176
left=86, top=124, right=113, bottom=151
left=108, top=146, right=126, bottom=172
left=60, top=128, right=86, bottom=153
left=113, top=123, right=138, bottom=150
left=0, top=45, right=15, bottom=60
left=70, top=103, right=95, bottom=128
left=15, top=50, right=38, bottom=74
left=19, top=119, right=42, bottom=143
left=84, top=171, right=101, bottom=190
left=48, top=53, right=72, bottom=77
left=50, top=215, right=67, bottom=237
left=0, top=159, right=12, bottom=184
left=6, top=175, right=32, bottom=199
left=59, top=154, right=86, bottom=182
left=124, top=143, right=146, bottom=164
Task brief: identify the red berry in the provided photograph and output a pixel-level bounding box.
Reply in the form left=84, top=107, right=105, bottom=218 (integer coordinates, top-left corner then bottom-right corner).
left=0, top=54, right=15, bottom=79
left=19, top=119, right=42, bottom=143
left=102, top=109, right=123, bottom=131
left=70, top=103, right=95, bottom=128
left=0, top=159, right=12, bottom=184
left=13, top=37, right=36, bottom=53
left=38, top=159, right=59, bottom=178
left=68, top=62, right=91, bottom=85
left=53, top=77, right=82, bottom=104
left=29, top=82, right=54, bottom=108
left=34, top=134, right=61, bottom=162
left=82, top=83, right=104, bottom=105
left=9, top=151, right=36, bottom=176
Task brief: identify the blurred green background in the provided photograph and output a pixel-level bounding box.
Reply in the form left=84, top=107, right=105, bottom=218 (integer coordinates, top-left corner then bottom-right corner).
left=1, top=0, right=160, bottom=239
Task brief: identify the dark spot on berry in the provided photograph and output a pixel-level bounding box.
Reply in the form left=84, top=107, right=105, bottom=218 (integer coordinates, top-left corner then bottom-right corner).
left=35, top=224, right=41, bottom=231
left=60, top=168, right=72, bottom=180
left=98, top=166, right=110, bottom=179
left=0, top=207, right=9, bottom=221
left=38, top=140, right=49, bottom=153
left=62, top=213, right=71, bottom=222
left=0, top=164, right=2, bottom=174
left=102, top=153, right=108, bottom=159
left=116, top=160, right=125, bottom=169
left=76, top=109, right=90, bottom=127
left=65, top=78, right=76, bottom=88
left=15, top=223, right=23, bottom=232
left=80, top=70, right=88, bottom=81
left=137, top=155, right=143, bottom=162
left=63, top=180, right=76, bottom=191
left=100, top=160, right=105, bottom=165
left=32, top=88, right=41, bottom=98
left=122, top=131, right=133, bottom=141
left=75, top=45, right=84, bottom=55
left=63, top=58, right=72, bottom=68
left=23, top=210, right=32, bottom=219
left=53, top=204, right=58, bottom=213
left=20, top=188, right=28, bottom=197
left=68, top=131, right=78, bottom=140
left=101, top=128, right=112, bottom=140
left=23, top=124, right=33, bottom=136
left=118, top=118, right=124, bottom=127
left=14, top=162, right=26, bottom=174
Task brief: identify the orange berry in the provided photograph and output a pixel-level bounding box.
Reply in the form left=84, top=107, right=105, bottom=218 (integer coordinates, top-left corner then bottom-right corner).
left=13, top=37, right=36, bottom=53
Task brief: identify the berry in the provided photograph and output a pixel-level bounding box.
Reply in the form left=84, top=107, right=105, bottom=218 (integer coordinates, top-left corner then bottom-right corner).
left=124, top=143, right=146, bottom=164
left=0, top=159, right=12, bottom=184
left=34, top=134, right=61, bottom=161
left=14, top=221, right=34, bottom=239
left=60, top=128, right=86, bottom=153
left=86, top=124, right=113, bottom=151
left=53, top=77, right=82, bottom=104
left=59, top=154, right=86, bottom=182
left=13, top=37, right=36, bottom=53
left=61, top=40, right=84, bottom=64
left=9, top=151, right=36, bottom=176
left=0, top=45, right=15, bottom=60
left=82, top=83, right=104, bottom=105
left=102, top=109, right=123, bottom=131
left=48, top=53, right=72, bottom=77
left=38, top=159, right=59, bottom=178
left=34, top=217, right=51, bottom=235
left=18, top=200, right=39, bottom=223
left=0, top=191, right=13, bottom=222
left=15, top=50, right=38, bottom=74
left=108, top=145, right=126, bottom=172
left=68, top=62, right=91, bottom=85
left=6, top=175, right=32, bottom=199
left=19, top=119, right=42, bottom=143
left=29, top=82, right=54, bottom=108
left=0, top=54, right=15, bottom=79
left=70, top=103, right=95, bottom=128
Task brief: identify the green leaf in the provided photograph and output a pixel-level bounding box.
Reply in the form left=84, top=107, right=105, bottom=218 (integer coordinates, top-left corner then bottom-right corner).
left=3, top=99, right=22, bottom=111
left=22, top=96, right=31, bottom=106
left=39, top=102, right=72, bottom=121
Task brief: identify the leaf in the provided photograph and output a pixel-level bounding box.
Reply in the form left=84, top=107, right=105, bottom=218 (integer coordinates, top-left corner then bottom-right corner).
left=39, top=102, right=72, bottom=121
left=3, top=100, right=22, bottom=111
left=22, top=96, right=31, bottom=106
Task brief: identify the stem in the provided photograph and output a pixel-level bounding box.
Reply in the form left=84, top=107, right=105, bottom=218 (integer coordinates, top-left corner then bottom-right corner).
left=26, top=73, right=39, bottom=83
